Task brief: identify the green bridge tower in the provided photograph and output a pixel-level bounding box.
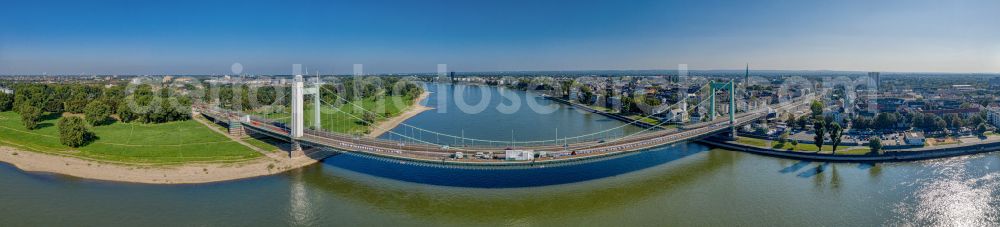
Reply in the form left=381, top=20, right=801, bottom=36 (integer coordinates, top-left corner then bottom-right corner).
left=709, top=79, right=737, bottom=139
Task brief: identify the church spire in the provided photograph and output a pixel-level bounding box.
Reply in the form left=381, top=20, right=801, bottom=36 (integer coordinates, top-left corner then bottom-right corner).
left=744, top=63, right=749, bottom=86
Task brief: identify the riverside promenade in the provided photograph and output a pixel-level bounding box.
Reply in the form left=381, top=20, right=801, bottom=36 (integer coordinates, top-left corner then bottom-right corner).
left=700, top=137, right=1000, bottom=162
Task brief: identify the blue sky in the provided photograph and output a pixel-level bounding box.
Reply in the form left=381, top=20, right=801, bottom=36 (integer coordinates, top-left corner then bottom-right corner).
left=1, top=0, right=998, bottom=74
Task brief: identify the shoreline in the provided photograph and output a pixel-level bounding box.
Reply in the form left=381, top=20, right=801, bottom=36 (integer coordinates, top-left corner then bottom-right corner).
left=700, top=137, right=1000, bottom=162
left=366, top=91, right=432, bottom=138
left=0, top=146, right=322, bottom=184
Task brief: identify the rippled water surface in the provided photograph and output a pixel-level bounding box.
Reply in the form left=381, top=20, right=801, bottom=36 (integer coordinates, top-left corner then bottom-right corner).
left=3, top=148, right=999, bottom=226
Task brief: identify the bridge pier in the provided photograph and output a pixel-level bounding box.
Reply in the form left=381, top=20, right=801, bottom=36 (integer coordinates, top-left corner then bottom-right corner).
left=290, top=140, right=305, bottom=158
left=729, top=124, right=738, bottom=141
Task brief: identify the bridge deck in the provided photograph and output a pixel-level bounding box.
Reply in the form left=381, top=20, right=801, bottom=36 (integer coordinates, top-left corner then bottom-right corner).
left=197, top=97, right=806, bottom=167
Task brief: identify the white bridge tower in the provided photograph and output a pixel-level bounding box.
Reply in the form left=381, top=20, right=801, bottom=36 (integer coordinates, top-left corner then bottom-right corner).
left=289, top=66, right=322, bottom=157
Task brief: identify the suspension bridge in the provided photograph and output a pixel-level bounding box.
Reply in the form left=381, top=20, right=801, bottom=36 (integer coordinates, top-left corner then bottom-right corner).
left=196, top=75, right=812, bottom=168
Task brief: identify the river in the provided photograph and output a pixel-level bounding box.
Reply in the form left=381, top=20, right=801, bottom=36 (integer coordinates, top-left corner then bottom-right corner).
left=1, top=83, right=998, bottom=226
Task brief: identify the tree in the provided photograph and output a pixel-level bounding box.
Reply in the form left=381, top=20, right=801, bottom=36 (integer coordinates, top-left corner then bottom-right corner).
left=943, top=113, right=963, bottom=129
left=829, top=123, right=843, bottom=154
left=102, top=85, right=126, bottom=114
left=13, top=84, right=48, bottom=113
left=933, top=117, right=948, bottom=132
left=0, top=92, right=13, bottom=111
left=58, top=116, right=92, bottom=147
left=579, top=86, right=595, bottom=104
left=868, top=137, right=883, bottom=155
left=640, top=95, right=662, bottom=106
left=813, top=119, right=826, bottom=152
left=44, top=85, right=68, bottom=113
left=360, top=111, right=377, bottom=126
left=969, top=115, right=985, bottom=127
left=874, top=112, right=899, bottom=129
left=84, top=99, right=112, bottom=126
left=810, top=100, right=824, bottom=118
left=19, top=104, right=42, bottom=130
left=63, top=91, right=90, bottom=114
left=754, top=127, right=767, bottom=135
left=910, top=113, right=924, bottom=129
left=559, top=80, right=575, bottom=98
left=797, top=115, right=810, bottom=129
left=977, top=123, right=989, bottom=137
left=620, top=96, right=635, bottom=114
left=116, top=100, right=136, bottom=123
left=854, top=116, right=872, bottom=130
left=779, top=131, right=789, bottom=144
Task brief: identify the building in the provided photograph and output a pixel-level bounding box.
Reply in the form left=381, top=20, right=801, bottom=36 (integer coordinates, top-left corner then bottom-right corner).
left=920, top=107, right=980, bottom=118
left=951, top=84, right=974, bottom=92
left=988, top=107, right=1000, bottom=128
left=689, top=110, right=703, bottom=123
left=604, top=78, right=617, bottom=109
left=664, top=108, right=688, bottom=123
left=904, top=131, right=925, bottom=146
left=868, top=72, right=880, bottom=91
left=608, top=96, right=622, bottom=112
left=743, top=63, right=750, bottom=87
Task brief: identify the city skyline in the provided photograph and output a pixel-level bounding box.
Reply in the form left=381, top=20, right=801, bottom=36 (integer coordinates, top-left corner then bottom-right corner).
left=2, top=0, right=999, bottom=75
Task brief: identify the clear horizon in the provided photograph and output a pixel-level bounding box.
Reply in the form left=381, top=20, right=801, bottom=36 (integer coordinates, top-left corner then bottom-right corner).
left=2, top=0, right=999, bottom=75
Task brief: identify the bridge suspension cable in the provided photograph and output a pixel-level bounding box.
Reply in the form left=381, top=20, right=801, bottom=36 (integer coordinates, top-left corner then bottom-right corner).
left=312, top=83, right=715, bottom=147
left=567, top=91, right=720, bottom=150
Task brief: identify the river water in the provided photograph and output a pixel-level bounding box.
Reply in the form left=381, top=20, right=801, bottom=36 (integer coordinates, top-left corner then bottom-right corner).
left=1, top=83, right=998, bottom=226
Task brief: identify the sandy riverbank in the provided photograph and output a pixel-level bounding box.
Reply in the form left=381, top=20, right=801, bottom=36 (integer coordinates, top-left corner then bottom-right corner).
left=366, top=91, right=432, bottom=138
left=0, top=91, right=430, bottom=184
left=0, top=146, right=323, bottom=184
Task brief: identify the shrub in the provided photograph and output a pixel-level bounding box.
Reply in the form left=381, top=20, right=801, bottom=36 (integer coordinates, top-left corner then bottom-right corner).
left=18, top=104, right=42, bottom=130
left=84, top=99, right=112, bottom=126
left=58, top=116, right=92, bottom=147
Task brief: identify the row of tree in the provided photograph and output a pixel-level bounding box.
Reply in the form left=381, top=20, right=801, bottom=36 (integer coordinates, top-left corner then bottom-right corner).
left=812, top=118, right=847, bottom=154
left=206, top=76, right=423, bottom=113
left=787, top=99, right=990, bottom=134
left=851, top=111, right=987, bottom=133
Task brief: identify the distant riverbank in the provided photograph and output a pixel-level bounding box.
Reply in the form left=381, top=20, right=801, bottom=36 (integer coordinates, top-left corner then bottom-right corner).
left=544, top=96, right=662, bottom=129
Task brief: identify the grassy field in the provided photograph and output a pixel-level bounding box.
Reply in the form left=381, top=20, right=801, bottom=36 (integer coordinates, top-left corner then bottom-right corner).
left=736, top=136, right=769, bottom=147
left=0, top=111, right=261, bottom=164
left=263, top=95, right=416, bottom=134
left=736, top=136, right=871, bottom=155
left=588, top=105, right=614, bottom=113
left=626, top=115, right=662, bottom=125
left=242, top=136, right=283, bottom=153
